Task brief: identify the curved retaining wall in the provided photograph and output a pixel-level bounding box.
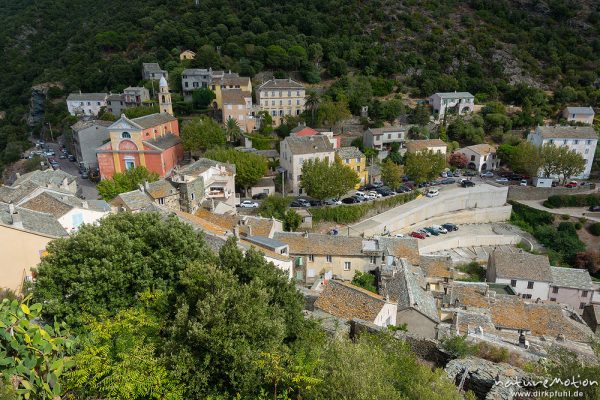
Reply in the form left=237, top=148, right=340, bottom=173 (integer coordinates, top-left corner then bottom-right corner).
left=418, top=234, right=521, bottom=254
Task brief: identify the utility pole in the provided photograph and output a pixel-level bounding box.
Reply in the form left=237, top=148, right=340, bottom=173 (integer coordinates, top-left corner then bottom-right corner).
left=46, top=122, right=54, bottom=142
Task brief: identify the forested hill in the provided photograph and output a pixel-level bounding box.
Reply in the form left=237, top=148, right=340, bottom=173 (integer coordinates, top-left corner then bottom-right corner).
left=0, top=0, right=599, bottom=163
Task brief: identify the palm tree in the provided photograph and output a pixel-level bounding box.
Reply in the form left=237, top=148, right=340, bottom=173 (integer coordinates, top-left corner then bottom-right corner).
left=304, top=91, right=320, bottom=125
left=225, top=117, right=243, bottom=144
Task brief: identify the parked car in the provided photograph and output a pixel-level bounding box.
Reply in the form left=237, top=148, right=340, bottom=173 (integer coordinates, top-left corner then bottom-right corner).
left=426, top=189, right=439, bottom=197
left=362, top=192, right=377, bottom=200
left=432, top=225, right=448, bottom=234
left=372, top=181, right=384, bottom=188
left=341, top=197, right=360, bottom=204
left=423, top=227, right=439, bottom=236
left=368, top=190, right=382, bottom=198
left=81, top=170, right=89, bottom=179
left=417, top=228, right=431, bottom=237
left=495, top=177, right=509, bottom=183
left=464, top=170, right=476, bottom=177
left=68, top=154, right=76, bottom=162
left=565, top=181, right=578, bottom=188
left=441, top=178, right=456, bottom=185
left=324, top=198, right=342, bottom=206
left=480, top=171, right=494, bottom=178
left=461, top=180, right=475, bottom=188
left=252, top=193, right=268, bottom=200
left=440, top=171, right=448, bottom=178
left=394, top=233, right=405, bottom=238
left=410, top=231, right=427, bottom=239
left=519, top=179, right=528, bottom=186
left=290, top=199, right=310, bottom=207
left=442, top=223, right=458, bottom=232
left=396, top=185, right=411, bottom=193
left=59, top=153, right=67, bottom=159
left=239, top=200, right=259, bottom=208
left=589, top=205, right=600, bottom=212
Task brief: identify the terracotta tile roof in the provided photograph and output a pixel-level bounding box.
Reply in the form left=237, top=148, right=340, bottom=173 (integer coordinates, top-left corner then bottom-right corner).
left=290, top=126, right=318, bottom=136
left=419, top=255, right=453, bottom=279
left=490, top=251, right=552, bottom=282
left=536, top=125, right=597, bottom=140
left=315, top=280, right=387, bottom=322
left=405, top=139, right=447, bottom=153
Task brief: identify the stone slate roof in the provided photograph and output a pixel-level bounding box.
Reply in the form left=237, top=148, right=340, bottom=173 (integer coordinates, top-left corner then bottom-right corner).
left=107, top=93, right=123, bottom=101
left=405, top=139, right=447, bottom=153
left=0, top=181, right=41, bottom=204
left=144, top=133, right=181, bottom=151
left=282, top=135, right=333, bottom=155
left=20, top=192, right=74, bottom=218
left=243, top=235, right=287, bottom=250
left=178, top=158, right=236, bottom=176
left=113, top=190, right=153, bottom=211
left=419, top=255, right=453, bottom=279
left=565, top=106, right=594, bottom=115
left=314, top=280, right=387, bottom=322
left=182, top=68, right=210, bottom=76
left=213, top=75, right=250, bottom=87
left=195, top=209, right=275, bottom=237
left=381, top=262, right=439, bottom=322
left=71, top=119, right=113, bottom=132
left=253, top=176, right=275, bottom=188
left=13, top=169, right=77, bottom=188
left=490, top=251, right=552, bottom=282
left=463, top=143, right=496, bottom=155
left=536, top=125, right=597, bottom=140
left=258, top=78, right=304, bottom=90
left=222, top=89, right=251, bottom=105
left=145, top=180, right=178, bottom=199
left=367, top=126, right=409, bottom=136
left=67, top=93, right=107, bottom=101
left=143, top=63, right=163, bottom=72
left=336, top=146, right=365, bottom=160
left=0, top=202, right=68, bottom=237
left=274, top=232, right=365, bottom=256
left=132, top=112, right=177, bottom=129
left=551, top=267, right=593, bottom=290
left=433, top=92, right=474, bottom=99
left=376, top=237, right=420, bottom=265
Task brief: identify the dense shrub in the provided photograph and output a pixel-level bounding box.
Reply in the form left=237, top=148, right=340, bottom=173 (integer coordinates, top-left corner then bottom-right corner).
left=310, top=192, right=417, bottom=224
left=544, top=194, right=600, bottom=209
left=441, top=335, right=478, bottom=358
left=509, top=201, right=554, bottom=231
left=590, top=223, right=600, bottom=236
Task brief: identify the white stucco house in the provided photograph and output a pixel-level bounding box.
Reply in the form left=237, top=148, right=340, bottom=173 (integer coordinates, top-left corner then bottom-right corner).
left=429, top=92, right=475, bottom=120
left=66, top=92, right=108, bottom=116
left=527, top=125, right=598, bottom=179
left=550, top=267, right=594, bottom=314
left=240, top=236, right=294, bottom=280
left=487, top=251, right=551, bottom=301
left=563, top=106, right=595, bottom=125
left=279, top=135, right=334, bottom=195
left=456, top=144, right=499, bottom=172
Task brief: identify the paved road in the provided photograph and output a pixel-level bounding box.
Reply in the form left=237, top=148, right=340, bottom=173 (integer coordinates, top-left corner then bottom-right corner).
left=45, top=141, right=100, bottom=200
left=517, top=199, right=600, bottom=222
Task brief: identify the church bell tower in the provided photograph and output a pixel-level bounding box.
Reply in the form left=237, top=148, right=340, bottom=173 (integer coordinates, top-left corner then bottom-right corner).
left=158, top=76, right=173, bottom=116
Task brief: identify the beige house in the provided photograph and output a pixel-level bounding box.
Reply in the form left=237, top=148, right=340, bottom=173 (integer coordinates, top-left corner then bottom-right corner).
left=210, top=73, right=252, bottom=109
left=487, top=251, right=551, bottom=301
left=456, top=144, right=499, bottom=172
left=550, top=267, right=593, bottom=314
left=221, top=89, right=257, bottom=133
left=180, top=50, right=196, bottom=60
left=563, top=106, right=594, bottom=125
left=279, top=135, right=334, bottom=195
left=273, top=232, right=420, bottom=285
left=405, top=139, right=447, bottom=155
left=315, top=280, right=397, bottom=327
left=0, top=203, right=68, bottom=293
left=256, top=78, right=305, bottom=126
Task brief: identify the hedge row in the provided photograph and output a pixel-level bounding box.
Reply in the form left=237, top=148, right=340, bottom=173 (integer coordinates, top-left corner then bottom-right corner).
left=310, top=192, right=418, bottom=224
left=543, top=194, right=600, bottom=209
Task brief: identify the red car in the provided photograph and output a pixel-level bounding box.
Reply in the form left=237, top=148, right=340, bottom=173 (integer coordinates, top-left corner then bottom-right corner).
left=565, top=181, right=578, bottom=188
left=410, top=231, right=427, bottom=239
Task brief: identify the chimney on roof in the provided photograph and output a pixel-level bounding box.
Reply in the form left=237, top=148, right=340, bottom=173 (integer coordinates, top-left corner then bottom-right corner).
left=303, top=231, right=309, bottom=238
left=233, top=226, right=240, bottom=238
left=15, top=172, right=20, bottom=179
left=82, top=200, right=88, bottom=209
left=144, top=181, right=150, bottom=190
left=9, top=204, right=23, bottom=229
left=61, top=177, right=69, bottom=189
left=138, top=184, right=144, bottom=192
left=79, top=90, right=82, bottom=94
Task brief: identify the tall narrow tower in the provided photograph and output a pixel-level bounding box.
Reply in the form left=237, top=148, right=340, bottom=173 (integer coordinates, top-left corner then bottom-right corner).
left=158, top=76, right=173, bottom=116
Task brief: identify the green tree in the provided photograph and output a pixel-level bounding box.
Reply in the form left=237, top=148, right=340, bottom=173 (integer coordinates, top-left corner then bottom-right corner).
left=304, top=91, right=321, bottom=124
left=180, top=117, right=227, bottom=151
left=65, top=306, right=184, bottom=400
left=258, top=194, right=292, bottom=220
left=97, top=166, right=159, bottom=200
left=192, top=87, right=216, bottom=109
left=0, top=297, right=75, bottom=400
left=283, top=209, right=302, bottom=232
left=266, top=45, right=289, bottom=68
left=316, top=99, right=351, bottom=128
left=508, top=141, right=543, bottom=176
left=410, top=104, right=431, bottom=125
left=225, top=116, right=243, bottom=143
left=380, top=159, right=404, bottom=189
left=257, top=110, right=273, bottom=135
left=32, top=213, right=216, bottom=326
left=204, top=148, right=268, bottom=194
left=351, top=271, right=377, bottom=293
left=405, top=150, right=446, bottom=184
left=300, top=157, right=359, bottom=200
left=540, top=143, right=586, bottom=183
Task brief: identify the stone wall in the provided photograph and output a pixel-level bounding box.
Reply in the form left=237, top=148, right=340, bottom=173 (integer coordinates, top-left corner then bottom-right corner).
left=419, top=234, right=521, bottom=254
left=400, top=206, right=513, bottom=234
left=507, top=185, right=597, bottom=201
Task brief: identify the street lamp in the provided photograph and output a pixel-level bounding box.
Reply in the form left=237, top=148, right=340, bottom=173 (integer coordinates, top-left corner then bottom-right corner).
left=276, top=166, right=286, bottom=195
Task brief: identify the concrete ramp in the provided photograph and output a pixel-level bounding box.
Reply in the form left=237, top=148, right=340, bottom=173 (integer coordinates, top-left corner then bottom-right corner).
left=418, top=234, right=521, bottom=255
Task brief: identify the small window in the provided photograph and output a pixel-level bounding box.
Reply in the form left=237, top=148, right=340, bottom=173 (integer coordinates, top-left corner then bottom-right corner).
left=191, top=193, right=195, bottom=200
left=370, top=256, right=377, bottom=264
left=326, top=255, right=332, bottom=263
left=582, top=290, right=588, bottom=298
left=523, top=294, right=532, bottom=299
left=552, top=287, right=559, bottom=294
left=574, top=140, right=579, bottom=145
left=510, top=280, right=516, bottom=287
left=121, top=132, right=131, bottom=139
left=550, top=297, right=556, bottom=302
left=158, top=198, right=165, bottom=205
left=580, top=302, right=586, bottom=310
left=470, top=155, right=475, bottom=161
left=527, top=281, right=534, bottom=289
left=308, top=254, right=314, bottom=262
left=344, top=262, right=351, bottom=271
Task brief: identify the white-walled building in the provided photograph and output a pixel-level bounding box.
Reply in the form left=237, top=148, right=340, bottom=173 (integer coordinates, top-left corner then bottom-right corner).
left=405, top=139, right=447, bottom=155
left=486, top=251, right=551, bottom=301
left=550, top=267, right=594, bottom=314
left=527, top=125, right=598, bottom=179
left=279, top=135, right=334, bottom=195
left=256, top=78, right=305, bottom=126
left=66, top=92, right=107, bottom=116
left=363, top=126, right=408, bottom=151
left=241, top=236, right=293, bottom=280
left=563, top=106, right=595, bottom=125
left=456, top=144, right=499, bottom=172
left=429, top=92, right=474, bottom=120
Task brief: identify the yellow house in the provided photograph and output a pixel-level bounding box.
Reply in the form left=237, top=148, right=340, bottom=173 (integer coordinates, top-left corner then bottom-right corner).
left=179, top=50, right=196, bottom=60
left=209, top=73, right=252, bottom=109
left=336, top=146, right=368, bottom=188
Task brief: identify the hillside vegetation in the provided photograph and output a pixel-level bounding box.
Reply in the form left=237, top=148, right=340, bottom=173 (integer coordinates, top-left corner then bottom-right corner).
left=0, top=0, right=599, bottom=172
